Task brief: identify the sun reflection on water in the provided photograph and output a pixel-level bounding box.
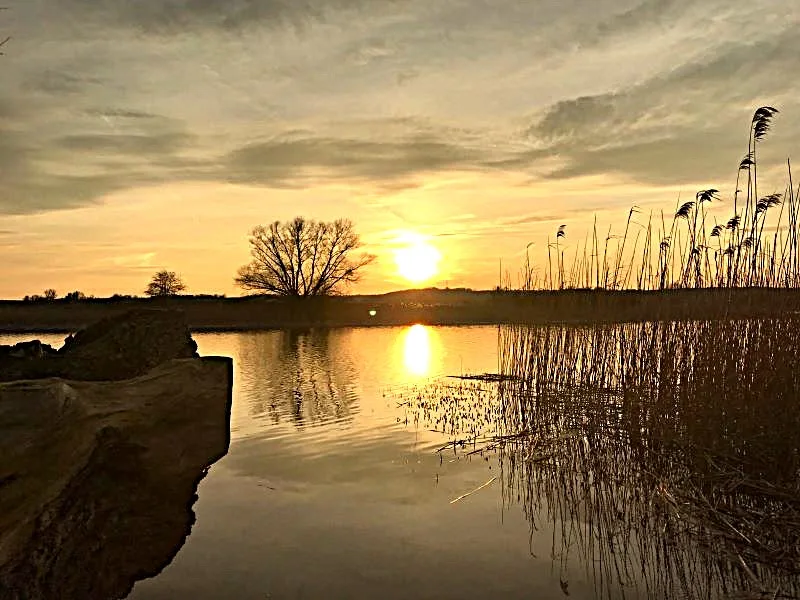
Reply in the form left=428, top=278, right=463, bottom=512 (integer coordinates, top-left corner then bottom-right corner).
left=403, top=324, right=433, bottom=377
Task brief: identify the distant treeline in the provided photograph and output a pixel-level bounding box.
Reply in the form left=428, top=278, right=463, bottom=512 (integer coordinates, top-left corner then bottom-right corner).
left=20, top=293, right=228, bottom=302
left=3, top=287, right=800, bottom=332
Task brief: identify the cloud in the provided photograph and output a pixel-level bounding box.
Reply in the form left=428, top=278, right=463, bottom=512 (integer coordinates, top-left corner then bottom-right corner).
left=0, top=103, right=198, bottom=214
left=2, top=0, right=799, bottom=219
left=500, top=214, right=566, bottom=227
left=541, top=131, right=736, bottom=185
left=523, top=26, right=800, bottom=185
left=23, top=70, right=104, bottom=95
left=55, top=132, right=191, bottom=156
left=84, top=109, right=164, bottom=120
left=0, top=170, right=155, bottom=215
left=532, top=94, right=618, bottom=142
left=425, top=211, right=584, bottom=244
left=593, top=0, right=686, bottom=39
left=348, top=39, right=396, bottom=66
left=223, top=133, right=485, bottom=184
left=59, top=0, right=409, bottom=34
left=107, top=252, right=157, bottom=268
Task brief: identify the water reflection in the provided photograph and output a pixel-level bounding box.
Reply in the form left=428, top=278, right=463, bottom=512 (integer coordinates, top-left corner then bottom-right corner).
left=190, top=326, right=495, bottom=445
left=396, top=323, right=446, bottom=381
left=401, top=319, right=800, bottom=600
left=403, top=324, right=432, bottom=376
left=8, top=322, right=798, bottom=599
left=236, top=329, right=359, bottom=429
left=232, top=325, right=447, bottom=429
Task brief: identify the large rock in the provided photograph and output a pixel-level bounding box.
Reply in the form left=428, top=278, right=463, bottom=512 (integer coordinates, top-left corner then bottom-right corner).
left=0, top=309, right=232, bottom=599
left=0, top=309, right=198, bottom=382
left=0, top=357, right=233, bottom=600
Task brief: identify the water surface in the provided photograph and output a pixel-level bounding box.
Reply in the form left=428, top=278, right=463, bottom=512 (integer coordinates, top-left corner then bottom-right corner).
left=4, top=323, right=797, bottom=599
left=124, top=325, right=587, bottom=599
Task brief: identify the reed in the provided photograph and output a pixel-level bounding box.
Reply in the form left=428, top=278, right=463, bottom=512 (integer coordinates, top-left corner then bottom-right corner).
left=398, top=317, right=800, bottom=599
left=497, top=319, right=800, bottom=598
left=521, top=107, right=800, bottom=292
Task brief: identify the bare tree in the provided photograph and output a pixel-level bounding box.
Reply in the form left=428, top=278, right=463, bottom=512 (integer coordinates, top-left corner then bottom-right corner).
left=43, top=289, right=57, bottom=300
left=235, top=217, right=375, bottom=296
left=145, top=270, right=187, bottom=297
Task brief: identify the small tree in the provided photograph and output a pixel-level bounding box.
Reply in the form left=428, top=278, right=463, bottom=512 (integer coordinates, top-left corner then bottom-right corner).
left=235, top=217, right=374, bottom=296
left=145, top=270, right=186, bottom=297
left=43, top=289, right=57, bottom=300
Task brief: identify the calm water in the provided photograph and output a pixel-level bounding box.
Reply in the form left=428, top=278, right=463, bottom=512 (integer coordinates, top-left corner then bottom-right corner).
left=133, top=326, right=591, bottom=600
left=2, top=326, right=590, bottom=598
left=4, top=323, right=796, bottom=599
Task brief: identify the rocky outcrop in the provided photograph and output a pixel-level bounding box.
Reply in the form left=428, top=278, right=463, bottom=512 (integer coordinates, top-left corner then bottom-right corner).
left=0, top=309, right=198, bottom=382
left=0, top=358, right=232, bottom=600
left=0, top=341, right=58, bottom=361
left=0, top=311, right=232, bottom=600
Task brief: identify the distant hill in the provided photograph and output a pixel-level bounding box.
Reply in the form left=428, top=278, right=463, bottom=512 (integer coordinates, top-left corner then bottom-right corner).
left=347, top=287, right=482, bottom=304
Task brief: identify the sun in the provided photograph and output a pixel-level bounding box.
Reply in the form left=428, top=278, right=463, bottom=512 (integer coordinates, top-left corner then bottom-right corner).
left=393, top=234, right=441, bottom=284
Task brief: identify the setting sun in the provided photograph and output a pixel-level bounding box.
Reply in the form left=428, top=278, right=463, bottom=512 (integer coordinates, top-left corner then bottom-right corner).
left=393, top=234, right=442, bottom=284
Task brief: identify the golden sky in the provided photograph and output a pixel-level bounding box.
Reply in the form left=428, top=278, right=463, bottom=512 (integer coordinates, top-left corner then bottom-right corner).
left=1, top=0, right=799, bottom=297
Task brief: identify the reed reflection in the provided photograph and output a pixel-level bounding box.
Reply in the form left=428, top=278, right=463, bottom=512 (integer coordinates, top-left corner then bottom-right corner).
left=399, top=318, right=800, bottom=600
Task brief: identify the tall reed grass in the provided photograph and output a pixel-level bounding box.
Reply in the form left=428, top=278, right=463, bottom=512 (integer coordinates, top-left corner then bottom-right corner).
left=398, top=318, right=800, bottom=599
left=497, top=318, right=800, bottom=599
left=525, top=107, right=800, bottom=291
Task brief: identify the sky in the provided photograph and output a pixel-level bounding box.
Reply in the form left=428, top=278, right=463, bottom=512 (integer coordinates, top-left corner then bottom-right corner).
left=1, top=0, right=799, bottom=297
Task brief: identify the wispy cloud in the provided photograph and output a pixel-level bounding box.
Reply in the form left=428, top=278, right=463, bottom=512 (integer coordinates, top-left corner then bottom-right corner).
left=57, top=0, right=411, bottom=34
left=2, top=0, right=800, bottom=295
left=106, top=252, right=157, bottom=268
left=223, top=132, right=485, bottom=184
left=524, top=26, right=800, bottom=184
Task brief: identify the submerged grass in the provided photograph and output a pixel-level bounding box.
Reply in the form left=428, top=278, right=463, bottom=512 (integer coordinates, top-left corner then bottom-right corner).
left=397, top=317, right=800, bottom=599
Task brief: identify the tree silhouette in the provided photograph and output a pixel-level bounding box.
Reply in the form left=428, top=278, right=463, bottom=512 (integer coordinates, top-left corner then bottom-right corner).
left=235, top=217, right=374, bottom=296
left=145, top=270, right=186, bottom=297
left=43, top=289, right=57, bottom=300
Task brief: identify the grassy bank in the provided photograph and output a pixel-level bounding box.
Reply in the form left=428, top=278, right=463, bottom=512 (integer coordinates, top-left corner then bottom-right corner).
left=3, top=287, right=800, bottom=332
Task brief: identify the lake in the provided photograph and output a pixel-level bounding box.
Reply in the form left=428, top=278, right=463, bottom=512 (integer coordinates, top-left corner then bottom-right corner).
left=2, top=322, right=798, bottom=599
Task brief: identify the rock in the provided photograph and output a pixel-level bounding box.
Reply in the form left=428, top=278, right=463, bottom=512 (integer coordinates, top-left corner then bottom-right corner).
left=0, top=357, right=233, bottom=600
left=0, top=309, right=231, bottom=599
left=0, top=309, right=198, bottom=382
left=0, top=341, right=57, bottom=361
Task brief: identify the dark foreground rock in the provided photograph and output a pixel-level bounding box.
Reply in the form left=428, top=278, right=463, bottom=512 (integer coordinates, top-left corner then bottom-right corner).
left=0, top=357, right=233, bottom=600
left=0, top=309, right=198, bottom=382
left=0, top=309, right=232, bottom=599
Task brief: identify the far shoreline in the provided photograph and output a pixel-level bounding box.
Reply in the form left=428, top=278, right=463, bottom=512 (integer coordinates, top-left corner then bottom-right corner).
left=3, top=287, right=800, bottom=334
